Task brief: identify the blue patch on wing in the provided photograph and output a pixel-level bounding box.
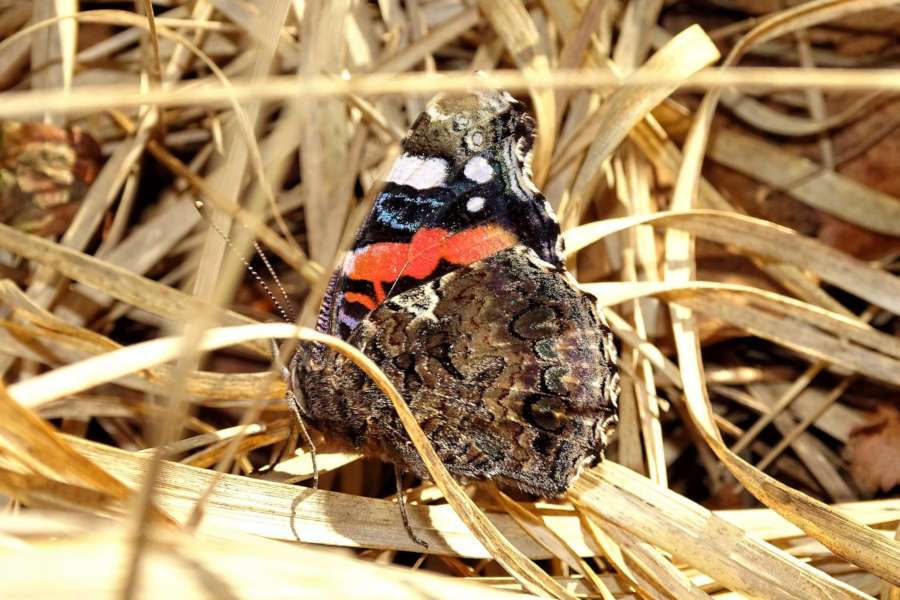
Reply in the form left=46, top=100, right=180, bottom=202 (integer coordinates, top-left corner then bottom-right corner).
left=374, top=191, right=445, bottom=232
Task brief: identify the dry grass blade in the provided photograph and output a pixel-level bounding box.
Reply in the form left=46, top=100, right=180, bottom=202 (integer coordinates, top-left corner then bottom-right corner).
left=372, top=7, right=480, bottom=73
left=557, top=25, right=720, bottom=226
left=572, top=463, right=870, bottom=600
left=258, top=450, right=361, bottom=484
left=0, top=279, right=284, bottom=404
left=149, top=142, right=320, bottom=283
left=0, top=384, right=174, bottom=525
left=569, top=500, right=645, bottom=595
left=586, top=281, right=891, bottom=346
left=191, top=0, right=294, bottom=305
left=5, top=9, right=305, bottom=274
left=69, top=435, right=587, bottom=559
left=682, top=386, right=900, bottom=586
left=0, top=224, right=265, bottom=353
left=0, top=468, right=122, bottom=516
left=137, top=0, right=163, bottom=84
left=674, top=296, right=900, bottom=386
left=40, top=435, right=900, bottom=560
left=489, top=486, right=617, bottom=600
left=0, top=516, right=540, bottom=600
left=582, top=281, right=900, bottom=374
left=590, top=518, right=713, bottom=600
left=6, top=69, right=900, bottom=119
left=614, top=0, right=665, bottom=72
left=705, top=126, right=900, bottom=237
left=296, top=0, right=352, bottom=271
left=719, top=88, right=882, bottom=136
left=564, top=210, right=900, bottom=316
left=5, top=324, right=295, bottom=408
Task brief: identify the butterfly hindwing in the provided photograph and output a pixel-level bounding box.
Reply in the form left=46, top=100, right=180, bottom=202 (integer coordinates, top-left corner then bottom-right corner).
left=293, top=246, right=619, bottom=496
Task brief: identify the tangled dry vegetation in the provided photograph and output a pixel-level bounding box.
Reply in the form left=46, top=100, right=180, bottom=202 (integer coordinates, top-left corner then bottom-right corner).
left=1, top=0, right=899, bottom=598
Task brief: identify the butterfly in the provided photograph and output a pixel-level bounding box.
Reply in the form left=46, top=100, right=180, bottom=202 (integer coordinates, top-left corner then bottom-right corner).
left=287, top=91, right=619, bottom=514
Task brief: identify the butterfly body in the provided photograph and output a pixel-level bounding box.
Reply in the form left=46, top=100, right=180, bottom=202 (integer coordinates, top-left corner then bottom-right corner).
left=289, top=91, right=618, bottom=497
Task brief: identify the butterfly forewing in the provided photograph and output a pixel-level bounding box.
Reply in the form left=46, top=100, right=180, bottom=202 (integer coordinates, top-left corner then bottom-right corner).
left=322, top=91, right=563, bottom=340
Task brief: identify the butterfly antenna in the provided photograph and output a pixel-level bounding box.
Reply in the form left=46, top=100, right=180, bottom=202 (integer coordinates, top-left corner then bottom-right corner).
left=192, top=200, right=295, bottom=323
left=252, top=238, right=296, bottom=321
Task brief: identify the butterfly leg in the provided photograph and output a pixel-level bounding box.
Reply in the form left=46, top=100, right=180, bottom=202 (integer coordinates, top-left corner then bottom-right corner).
left=269, top=338, right=291, bottom=380
left=287, top=390, right=319, bottom=489
left=394, top=464, right=428, bottom=549
left=263, top=339, right=299, bottom=473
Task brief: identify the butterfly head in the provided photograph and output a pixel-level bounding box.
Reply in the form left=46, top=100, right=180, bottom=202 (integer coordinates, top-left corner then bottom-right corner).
left=403, top=91, right=535, bottom=178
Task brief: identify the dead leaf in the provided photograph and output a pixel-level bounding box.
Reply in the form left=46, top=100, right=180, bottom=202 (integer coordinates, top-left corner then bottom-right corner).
left=846, top=404, right=900, bottom=495
left=0, top=121, right=102, bottom=236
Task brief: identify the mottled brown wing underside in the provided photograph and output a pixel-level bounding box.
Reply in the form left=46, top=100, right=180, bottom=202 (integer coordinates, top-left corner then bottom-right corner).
left=292, top=246, right=619, bottom=496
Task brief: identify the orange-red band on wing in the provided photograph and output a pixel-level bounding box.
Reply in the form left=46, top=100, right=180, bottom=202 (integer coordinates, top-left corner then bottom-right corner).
left=344, top=225, right=517, bottom=307
left=343, top=291, right=377, bottom=310
left=440, top=225, right=518, bottom=265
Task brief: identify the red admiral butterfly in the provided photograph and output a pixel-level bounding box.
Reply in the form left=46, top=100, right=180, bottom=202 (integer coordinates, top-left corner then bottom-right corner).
left=287, top=91, right=619, bottom=540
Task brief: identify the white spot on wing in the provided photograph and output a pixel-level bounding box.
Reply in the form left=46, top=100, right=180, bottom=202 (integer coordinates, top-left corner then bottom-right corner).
left=463, top=156, right=493, bottom=183
left=466, top=196, right=486, bottom=212
left=386, top=154, right=448, bottom=189
left=342, top=249, right=358, bottom=274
